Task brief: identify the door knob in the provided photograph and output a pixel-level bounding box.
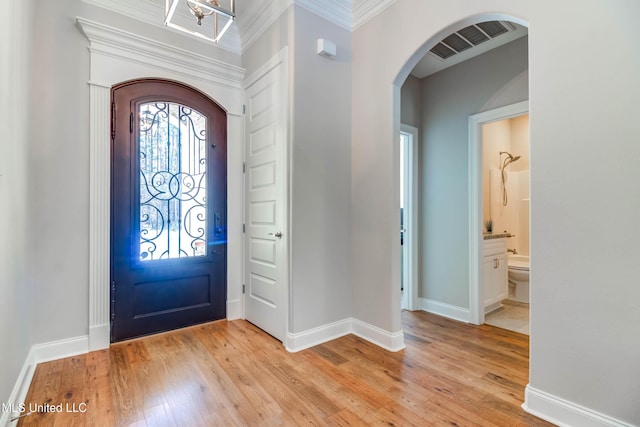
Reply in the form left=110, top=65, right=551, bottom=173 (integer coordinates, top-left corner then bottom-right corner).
left=268, top=231, right=283, bottom=238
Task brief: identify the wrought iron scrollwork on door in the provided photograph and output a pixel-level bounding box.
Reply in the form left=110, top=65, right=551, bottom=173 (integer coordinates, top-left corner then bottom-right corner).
left=137, top=102, right=208, bottom=261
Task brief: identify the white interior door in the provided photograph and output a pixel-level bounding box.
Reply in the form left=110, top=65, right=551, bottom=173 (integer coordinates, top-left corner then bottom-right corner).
left=244, top=51, right=288, bottom=341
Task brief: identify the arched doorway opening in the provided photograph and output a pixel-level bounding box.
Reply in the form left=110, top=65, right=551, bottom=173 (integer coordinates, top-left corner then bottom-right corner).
left=393, top=14, right=530, bottom=331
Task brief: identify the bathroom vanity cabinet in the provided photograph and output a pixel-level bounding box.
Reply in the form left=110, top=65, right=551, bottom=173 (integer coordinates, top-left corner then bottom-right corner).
left=483, top=237, right=508, bottom=313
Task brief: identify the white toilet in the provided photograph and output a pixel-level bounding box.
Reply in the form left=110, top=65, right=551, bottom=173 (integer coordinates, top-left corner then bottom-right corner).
left=507, top=255, right=530, bottom=303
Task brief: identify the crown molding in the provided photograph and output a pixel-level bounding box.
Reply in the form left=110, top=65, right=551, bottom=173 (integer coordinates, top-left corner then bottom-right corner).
left=82, top=0, right=242, bottom=54
left=353, top=0, right=397, bottom=30
left=295, top=0, right=351, bottom=31
left=240, top=0, right=395, bottom=46
left=237, top=0, right=291, bottom=53
left=82, top=0, right=399, bottom=55
left=239, top=0, right=351, bottom=53
left=77, top=17, right=245, bottom=88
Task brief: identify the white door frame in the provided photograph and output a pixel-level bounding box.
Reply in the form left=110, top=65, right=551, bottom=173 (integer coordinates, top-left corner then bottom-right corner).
left=400, top=124, right=419, bottom=311
left=468, top=101, right=528, bottom=325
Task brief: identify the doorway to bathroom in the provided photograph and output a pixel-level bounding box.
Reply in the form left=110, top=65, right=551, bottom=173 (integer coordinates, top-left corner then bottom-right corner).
left=469, top=101, right=530, bottom=334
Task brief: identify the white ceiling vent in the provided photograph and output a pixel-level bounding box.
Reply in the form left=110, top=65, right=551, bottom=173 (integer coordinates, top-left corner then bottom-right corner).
left=429, top=21, right=516, bottom=60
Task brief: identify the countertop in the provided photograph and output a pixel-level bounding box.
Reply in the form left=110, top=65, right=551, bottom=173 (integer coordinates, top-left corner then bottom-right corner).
left=483, top=232, right=514, bottom=240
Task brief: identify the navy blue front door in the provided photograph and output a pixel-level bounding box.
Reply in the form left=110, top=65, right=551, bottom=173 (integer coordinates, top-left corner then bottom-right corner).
left=111, top=79, right=227, bottom=342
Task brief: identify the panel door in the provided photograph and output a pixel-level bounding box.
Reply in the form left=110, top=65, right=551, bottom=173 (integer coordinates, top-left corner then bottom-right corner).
left=244, top=56, right=287, bottom=342
left=111, top=79, right=227, bottom=342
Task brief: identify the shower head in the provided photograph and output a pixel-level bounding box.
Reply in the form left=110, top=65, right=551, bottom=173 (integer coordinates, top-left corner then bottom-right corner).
left=500, top=151, right=521, bottom=168
left=499, top=151, right=519, bottom=161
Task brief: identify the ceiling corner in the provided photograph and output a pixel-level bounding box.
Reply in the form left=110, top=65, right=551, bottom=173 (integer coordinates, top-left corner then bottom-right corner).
left=295, top=0, right=352, bottom=30
left=237, top=0, right=292, bottom=53
left=353, top=0, right=397, bottom=30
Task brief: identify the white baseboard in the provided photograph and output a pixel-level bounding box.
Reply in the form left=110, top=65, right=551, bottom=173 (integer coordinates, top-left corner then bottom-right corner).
left=523, top=385, right=634, bottom=427
left=419, top=298, right=470, bottom=323
left=285, top=318, right=405, bottom=353
left=89, top=324, right=109, bottom=351
left=226, top=298, right=243, bottom=321
left=351, top=318, right=405, bottom=352
left=31, top=335, right=89, bottom=364
left=1, top=335, right=89, bottom=426
left=285, top=319, right=352, bottom=352
left=1, top=349, right=35, bottom=426
left=484, top=301, right=503, bottom=315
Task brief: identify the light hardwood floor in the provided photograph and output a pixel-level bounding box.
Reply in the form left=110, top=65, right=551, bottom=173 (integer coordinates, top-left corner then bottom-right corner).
left=18, top=311, right=552, bottom=426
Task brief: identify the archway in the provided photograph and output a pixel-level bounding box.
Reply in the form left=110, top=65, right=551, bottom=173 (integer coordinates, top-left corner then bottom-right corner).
left=392, top=13, right=529, bottom=325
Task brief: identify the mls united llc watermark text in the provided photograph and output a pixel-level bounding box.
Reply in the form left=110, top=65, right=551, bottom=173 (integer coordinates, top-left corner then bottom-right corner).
left=3, top=402, right=87, bottom=417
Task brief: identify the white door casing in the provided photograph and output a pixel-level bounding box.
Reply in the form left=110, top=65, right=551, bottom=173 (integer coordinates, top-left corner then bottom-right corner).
left=400, top=124, right=418, bottom=311
left=244, top=49, right=288, bottom=342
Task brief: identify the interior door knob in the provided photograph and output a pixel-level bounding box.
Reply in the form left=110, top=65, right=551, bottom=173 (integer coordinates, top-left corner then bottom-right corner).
left=268, top=231, right=283, bottom=238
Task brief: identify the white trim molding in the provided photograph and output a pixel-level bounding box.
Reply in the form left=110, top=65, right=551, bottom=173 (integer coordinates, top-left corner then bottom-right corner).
left=30, top=336, right=90, bottom=364
left=239, top=0, right=396, bottom=35
left=87, top=82, right=111, bottom=351
left=524, top=385, right=635, bottom=427
left=77, top=17, right=245, bottom=90
left=296, top=0, right=351, bottom=30
left=419, top=298, right=471, bottom=324
left=286, top=318, right=405, bottom=353
left=239, top=0, right=353, bottom=51
left=353, top=0, right=397, bottom=30
left=351, top=318, right=405, bottom=352
left=83, top=0, right=402, bottom=54
left=400, top=124, right=419, bottom=311
left=226, top=298, right=243, bottom=320
left=286, top=319, right=352, bottom=352
left=237, top=0, right=291, bottom=53
left=1, top=354, right=35, bottom=426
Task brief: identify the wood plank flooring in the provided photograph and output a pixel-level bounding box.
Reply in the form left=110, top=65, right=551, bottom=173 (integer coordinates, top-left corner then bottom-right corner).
left=18, top=311, right=552, bottom=426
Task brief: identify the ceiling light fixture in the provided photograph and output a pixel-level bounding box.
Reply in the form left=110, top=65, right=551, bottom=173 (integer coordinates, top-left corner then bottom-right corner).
left=164, top=0, right=236, bottom=44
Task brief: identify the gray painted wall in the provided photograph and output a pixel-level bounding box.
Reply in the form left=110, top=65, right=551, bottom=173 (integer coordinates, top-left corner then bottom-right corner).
left=0, top=0, right=34, bottom=405
left=400, top=75, right=422, bottom=128
left=289, top=6, right=352, bottom=332
left=29, top=0, right=91, bottom=345
left=420, top=37, right=528, bottom=307
left=351, top=0, right=640, bottom=424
